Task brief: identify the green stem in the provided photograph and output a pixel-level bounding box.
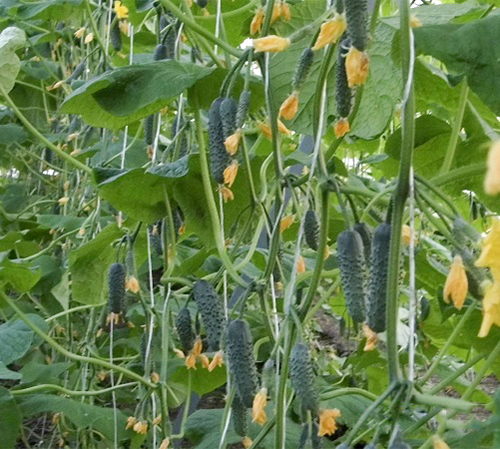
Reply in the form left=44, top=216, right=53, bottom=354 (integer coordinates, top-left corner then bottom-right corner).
left=412, top=391, right=476, bottom=412
left=386, top=0, right=415, bottom=384
left=414, top=174, right=460, bottom=217
left=432, top=163, right=484, bottom=188
left=12, top=382, right=137, bottom=396
left=84, top=0, right=109, bottom=62
left=0, top=291, right=157, bottom=389
left=418, top=302, right=477, bottom=387
left=192, top=98, right=247, bottom=287
left=320, top=387, right=378, bottom=402
left=0, top=84, right=92, bottom=175
left=159, top=0, right=241, bottom=57
left=47, top=304, right=98, bottom=322
left=439, top=80, right=468, bottom=175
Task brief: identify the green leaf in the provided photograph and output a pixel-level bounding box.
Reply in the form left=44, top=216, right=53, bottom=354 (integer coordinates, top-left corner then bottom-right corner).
left=168, top=359, right=227, bottom=396
left=0, top=124, right=28, bottom=145
left=16, top=0, right=82, bottom=20
left=414, top=14, right=500, bottom=115
left=20, top=362, right=72, bottom=385
left=0, top=259, right=42, bottom=293
left=69, top=224, right=124, bottom=305
left=321, top=393, right=373, bottom=428
left=0, top=27, right=27, bottom=94
left=0, top=361, right=22, bottom=380
left=17, top=394, right=133, bottom=442
left=61, top=61, right=214, bottom=130
left=0, top=386, right=21, bottom=448
left=51, top=271, right=70, bottom=310
left=37, top=214, right=86, bottom=231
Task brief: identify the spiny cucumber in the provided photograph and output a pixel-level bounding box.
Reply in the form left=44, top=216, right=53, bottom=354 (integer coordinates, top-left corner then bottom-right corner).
left=304, top=209, right=320, bottom=251
left=289, top=343, right=319, bottom=414
left=336, top=38, right=352, bottom=119
left=236, top=90, right=251, bottom=129
left=220, top=97, right=238, bottom=139
left=176, top=307, right=195, bottom=353
left=153, top=43, right=168, bottom=61
left=193, top=280, right=225, bottom=351
left=292, top=48, right=314, bottom=92
left=353, top=222, right=372, bottom=264
left=209, top=97, right=231, bottom=184
left=110, top=21, right=122, bottom=51
left=108, top=263, right=126, bottom=314
left=232, top=394, right=249, bottom=438
left=344, top=0, right=368, bottom=51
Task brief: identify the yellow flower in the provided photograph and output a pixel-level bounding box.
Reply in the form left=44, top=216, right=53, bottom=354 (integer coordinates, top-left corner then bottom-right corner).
left=252, top=387, right=267, bottom=425
left=402, top=224, right=418, bottom=246
left=208, top=350, right=224, bottom=372
left=250, top=8, right=265, bottom=35
left=362, top=323, right=378, bottom=351
left=410, top=15, right=422, bottom=28
left=58, top=196, right=69, bottom=206
left=114, top=1, right=129, bottom=19
left=297, top=255, right=306, bottom=274
left=223, top=161, right=239, bottom=187
left=74, top=27, right=86, bottom=39
left=242, top=436, right=253, bottom=448
left=334, top=118, right=350, bottom=138
left=153, top=414, right=162, bottom=426
left=185, top=353, right=197, bottom=369
left=432, top=435, right=450, bottom=449
left=174, top=348, right=185, bottom=358
left=220, top=186, right=234, bottom=202
left=478, top=280, right=500, bottom=337
left=151, top=372, right=160, bottom=383
left=126, top=416, right=138, bottom=429
left=119, top=20, right=129, bottom=35
left=224, top=129, right=242, bottom=155
left=475, top=219, right=500, bottom=277
left=281, top=1, right=291, bottom=21
left=133, top=420, right=148, bottom=435
left=84, top=33, right=94, bottom=44
left=345, top=47, right=369, bottom=87
left=484, top=141, right=500, bottom=195
left=258, top=122, right=272, bottom=140
left=125, top=275, right=140, bottom=293
left=97, top=370, right=107, bottom=381
left=312, top=16, right=346, bottom=51
left=279, top=92, right=299, bottom=120
left=318, top=408, right=341, bottom=436
left=280, top=214, right=295, bottom=233
left=253, top=36, right=290, bottom=53
left=192, top=337, right=203, bottom=357
left=200, top=353, right=210, bottom=369
left=159, top=438, right=170, bottom=449
left=443, top=255, right=468, bottom=310
left=271, top=2, right=282, bottom=23
left=277, top=119, right=292, bottom=135
left=179, top=223, right=186, bottom=236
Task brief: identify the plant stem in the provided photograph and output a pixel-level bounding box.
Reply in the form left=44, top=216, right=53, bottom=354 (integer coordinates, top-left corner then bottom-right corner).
left=412, top=391, right=476, bottom=412
left=192, top=98, right=247, bottom=287
left=0, top=290, right=157, bottom=389
left=386, top=0, right=415, bottom=384
left=12, top=382, right=137, bottom=396
left=432, top=163, right=484, bottom=188
left=0, top=84, right=92, bottom=175
left=320, top=387, right=378, bottom=402
left=439, top=80, right=468, bottom=175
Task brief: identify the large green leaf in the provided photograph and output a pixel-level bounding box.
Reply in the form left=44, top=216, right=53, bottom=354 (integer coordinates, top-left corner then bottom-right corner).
left=17, top=394, right=133, bottom=442
left=0, top=124, right=28, bottom=145
left=61, top=61, right=214, bottom=130
left=69, top=224, right=124, bottom=305
left=16, top=0, right=82, bottom=20
left=0, top=387, right=21, bottom=448
left=0, top=361, right=22, bottom=380
left=0, top=27, right=26, bottom=94
left=414, top=14, right=500, bottom=115
left=0, top=259, right=41, bottom=293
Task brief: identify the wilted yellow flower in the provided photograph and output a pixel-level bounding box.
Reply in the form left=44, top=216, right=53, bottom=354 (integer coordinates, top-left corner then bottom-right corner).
left=220, top=186, right=234, bottom=202
left=125, top=275, right=140, bottom=293
left=192, top=337, right=203, bottom=357
left=478, top=280, right=500, bottom=337
left=174, top=348, right=185, bottom=358
left=225, top=129, right=242, bottom=155
left=402, top=224, right=418, bottom=246
left=253, top=36, right=290, bottom=53
left=153, top=415, right=162, bottom=426
left=334, top=118, right=350, bottom=138
left=484, top=141, right=500, bottom=195
left=281, top=1, right=291, bottom=21
left=106, top=312, right=121, bottom=326
left=97, top=370, right=107, bottom=381
left=280, top=214, right=295, bottom=232
left=443, top=255, right=468, bottom=310
left=242, top=437, right=253, bottom=448
left=208, top=350, right=224, bottom=372
left=252, top=387, right=267, bottom=425
left=119, top=20, right=129, bottom=35
left=279, top=92, right=299, bottom=120
left=345, top=47, right=369, bottom=87
left=318, top=408, right=341, bottom=436
left=74, top=27, right=86, bottom=39
left=223, top=161, right=239, bottom=187
left=362, top=323, right=378, bottom=351
left=312, top=16, right=346, bottom=51
left=58, top=196, right=69, bottom=206
left=200, top=353, right=210, bottom=369
left=297, top=255, right=306, bottom=274
left=179, top=223, right=186, bottom=236
left=151, top=372, right=160, bottom=383
left=78, top=227, right=86, bottom=236
left=126, top=416, right=138, bottom=429
left=277, top=119, right=292, bottom=135
left=159, top=438, right=170, bottom=449
left=258, top=122, right=273, bottom=140
left=114, top=1, right=129, bottom=19
left=250, top=8, right=265, bottom=35
left=271, top=2, right=282, bottom=23
left=52, top=413, right=61, bottom=425
left=432, top=435, right=450, bottom=449
left=84, top=33, right=94, bottom=44
left=185, top=353, right=197, bottom=369
left=324, top=244, right=330, bottom=260
left=133, top=420, right=148, bottom=435
left=410, top=15, right=422, bottom=28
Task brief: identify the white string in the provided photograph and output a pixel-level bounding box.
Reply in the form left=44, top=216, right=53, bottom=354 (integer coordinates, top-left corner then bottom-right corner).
left=408, top=170, right=416, bottom=381
left=214, top=0, right=222, bottom=54
left=145, top=230, right=156, bottom=374
left=109, top=319, right=118, bottom=449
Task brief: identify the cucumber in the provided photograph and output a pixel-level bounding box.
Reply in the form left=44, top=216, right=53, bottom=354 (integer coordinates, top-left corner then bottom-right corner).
left=304, top=209, right=320, bottom=251
left=108, top=263, right=126, bottom=314
left=193, top=280, right=225, bottom=351
left=110, top=21, right=122, bottom=51
left=176, top=307, right=195, bottom=353
left=236, top=90, right=251, bottom=129
left=353, top=222, right=372, bottom=264
left=344, top=0, right=368, bottom=51
left=336, top=37, right=352, bottom=119
left=209, top=98, right=231, bottom=184
left=220, top=97, right=238, bottom=139
left=144, top=114, right=155, bottom=146
left=292, top=48, right=314, bottom=92
left=289, top=343, right=319, bottom=414
left=232, top=394, right=249, bottom=438
left=153, top=43, right=168, bottom=61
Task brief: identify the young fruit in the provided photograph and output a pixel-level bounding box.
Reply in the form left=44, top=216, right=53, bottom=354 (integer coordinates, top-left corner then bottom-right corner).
left=304, top=209, right=319, bottom=251
left=110, top=21, right=122, bottom=51
left=153, top=43, right=168, bottom=61
left=193, top=280, right=225, bottom=351
left=336, top=38, right=353, bottom=120
left=236, top=90, right=251, bottom=129
left=289, top=343, right=319, bottom=414
left=232, top=394, right=249, bottom=438
left=353, top=222, right=372, bottom=263
left=292, top=47, right=314, bottom=92
left=197, top=0, right=208, bottom=7
left=344, top=0, right=368, bottom=51
left=226, top=319, right=258, bottom=407
left=209, top=98, right=231, bottom=184
left=108, top=263, right=126, bottom=314
left=367, top=222, right=392, bottom=332
left=220, top=97, right=238, bottom=139
left=176, top=307, right=195, bottom=353
left=336, top=230, right=367, bottom=323
left=144, top=114, right=155, bottom=146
